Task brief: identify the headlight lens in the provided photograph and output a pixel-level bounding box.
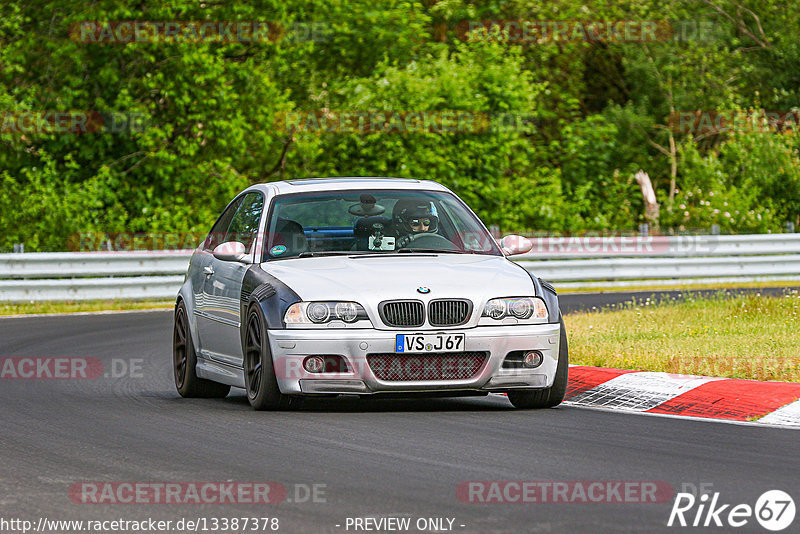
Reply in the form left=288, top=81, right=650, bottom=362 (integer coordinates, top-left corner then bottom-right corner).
left=334, top=302, right=359, bottom=322
left=484, top=299, right=507, bottom=319
left=482, top=297, right=548, bottom=322
left=509, top=298, right=534, bottom=319
left=307, top=302, right=330, bottom=323
left=284, top=301, right=369, bottom=326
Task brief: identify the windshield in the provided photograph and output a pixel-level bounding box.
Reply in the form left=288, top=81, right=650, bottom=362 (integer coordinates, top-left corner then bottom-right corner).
left=263, top=189, right=501, bottom=260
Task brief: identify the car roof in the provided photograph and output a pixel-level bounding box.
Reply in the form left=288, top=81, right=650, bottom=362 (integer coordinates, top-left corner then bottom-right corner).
left=244, top=177, right=450, bottom=196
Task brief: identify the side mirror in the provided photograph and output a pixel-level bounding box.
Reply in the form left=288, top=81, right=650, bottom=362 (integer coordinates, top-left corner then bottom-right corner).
left=499, top=235, right=533, bottom=256
left=213, top=241, right=248, bottom=262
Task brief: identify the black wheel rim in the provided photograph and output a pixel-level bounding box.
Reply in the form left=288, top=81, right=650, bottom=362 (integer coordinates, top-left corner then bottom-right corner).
left=244, top=312, right=263, bottom=400
left=173, top=308, right=188, bottom=389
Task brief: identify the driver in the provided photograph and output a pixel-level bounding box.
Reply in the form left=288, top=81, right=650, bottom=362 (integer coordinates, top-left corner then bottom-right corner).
left=392, top=198, right=439, bottom=247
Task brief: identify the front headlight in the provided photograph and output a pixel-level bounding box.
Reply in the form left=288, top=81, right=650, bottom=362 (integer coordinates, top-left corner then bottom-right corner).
left=481, top=297, right=548, bottom=323
left=284, top=301, right=371, bottom=327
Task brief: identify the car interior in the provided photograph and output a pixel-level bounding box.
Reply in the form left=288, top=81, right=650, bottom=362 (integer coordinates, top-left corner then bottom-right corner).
left=261, top=191, right=493, bottom=260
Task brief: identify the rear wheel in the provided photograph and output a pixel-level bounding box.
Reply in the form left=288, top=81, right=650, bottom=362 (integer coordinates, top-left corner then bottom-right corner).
left=173, top=301, right=231, bottom=398
left=507, top=316, right=569, bottom=409
left=243, top=305, right=299, bottom=410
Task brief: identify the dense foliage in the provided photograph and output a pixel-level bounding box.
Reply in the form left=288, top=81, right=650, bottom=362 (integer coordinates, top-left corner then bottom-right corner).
left=1, top=0, right=799, bottom=250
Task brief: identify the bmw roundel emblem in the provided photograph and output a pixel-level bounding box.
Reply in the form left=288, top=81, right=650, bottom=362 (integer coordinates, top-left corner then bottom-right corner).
left=417, top=287, right=431, bottom=294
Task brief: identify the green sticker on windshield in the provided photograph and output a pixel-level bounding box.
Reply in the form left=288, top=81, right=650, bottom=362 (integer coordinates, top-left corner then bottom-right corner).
left=270, top=245, right=287, bottom=256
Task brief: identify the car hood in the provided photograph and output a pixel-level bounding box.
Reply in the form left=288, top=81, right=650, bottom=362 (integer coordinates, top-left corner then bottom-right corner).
left=260, top=254, right=536, bottom=310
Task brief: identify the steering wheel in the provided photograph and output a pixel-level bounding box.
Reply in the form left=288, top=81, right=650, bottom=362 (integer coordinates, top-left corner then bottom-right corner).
left=399, top=233, right=458, bottom=250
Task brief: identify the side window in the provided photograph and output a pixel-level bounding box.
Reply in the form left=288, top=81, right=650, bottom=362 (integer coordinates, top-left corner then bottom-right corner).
left=225, top=192, right=265, bottom=253
left=203, top=196, right=244, bottom=252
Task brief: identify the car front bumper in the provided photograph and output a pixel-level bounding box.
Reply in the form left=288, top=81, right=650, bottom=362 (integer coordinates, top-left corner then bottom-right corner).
left=267, top=323, right=562, bottom=395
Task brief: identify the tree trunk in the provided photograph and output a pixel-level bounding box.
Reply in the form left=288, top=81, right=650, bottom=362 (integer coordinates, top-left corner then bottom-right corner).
left=668, top=130, right=677, bottom=203
left=635, top=170, right=660, bottom=227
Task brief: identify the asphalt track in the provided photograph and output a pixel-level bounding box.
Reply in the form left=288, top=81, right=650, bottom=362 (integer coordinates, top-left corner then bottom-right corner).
left=1, top=294, right=798, bottom=533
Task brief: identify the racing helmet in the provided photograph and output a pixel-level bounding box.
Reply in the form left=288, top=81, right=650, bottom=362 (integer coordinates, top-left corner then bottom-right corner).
left=392, top=198, right=439, bottom=234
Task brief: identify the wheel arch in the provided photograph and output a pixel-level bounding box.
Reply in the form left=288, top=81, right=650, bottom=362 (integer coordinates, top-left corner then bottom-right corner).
left=239, top=265, right=302, bottom=354
left=176, top=279, right=202, bottom=350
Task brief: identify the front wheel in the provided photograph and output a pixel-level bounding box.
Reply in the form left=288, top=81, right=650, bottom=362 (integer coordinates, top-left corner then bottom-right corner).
left=507, top=316, right=569, bottom=409
left=243, top=305, right=299, bottom=410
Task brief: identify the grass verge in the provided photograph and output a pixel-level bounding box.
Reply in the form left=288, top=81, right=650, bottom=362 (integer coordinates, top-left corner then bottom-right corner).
left=566, top=291, right=800, bottom=382
left=0, top=299, right=174, bottom=316
left=558, top=279, right=800, bottom=294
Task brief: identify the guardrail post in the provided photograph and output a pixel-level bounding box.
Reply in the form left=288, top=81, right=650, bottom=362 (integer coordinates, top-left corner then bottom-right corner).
left=786, top=221, right=795, bottom=233
left=12, top=243, right=24, bottom=253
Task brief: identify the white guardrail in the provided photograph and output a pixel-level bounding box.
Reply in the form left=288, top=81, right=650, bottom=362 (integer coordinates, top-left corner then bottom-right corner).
left=0, top=234, right=799, bottom=300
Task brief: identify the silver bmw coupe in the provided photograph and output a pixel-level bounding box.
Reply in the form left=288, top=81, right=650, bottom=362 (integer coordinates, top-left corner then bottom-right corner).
left=173, top=178, right=568, bottom=410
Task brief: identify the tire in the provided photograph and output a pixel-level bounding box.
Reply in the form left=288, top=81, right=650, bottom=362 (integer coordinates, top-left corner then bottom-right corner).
left=507, top=315, right=569, bottom=409
left=243, top=305, right=299, bottom=410
left=173, top=301, right=231, bottom=398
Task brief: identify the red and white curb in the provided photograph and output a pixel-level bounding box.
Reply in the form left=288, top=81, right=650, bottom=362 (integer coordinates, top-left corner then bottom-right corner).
left=563, top=366, right=800, bottom=428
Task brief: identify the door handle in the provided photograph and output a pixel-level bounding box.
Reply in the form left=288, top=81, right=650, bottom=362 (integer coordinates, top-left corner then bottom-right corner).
left=203, top=266, right=215, bottom=276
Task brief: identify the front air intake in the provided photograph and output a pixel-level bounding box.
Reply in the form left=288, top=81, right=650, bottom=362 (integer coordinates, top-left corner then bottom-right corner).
left=367, top=352, right=489, bottom=381
left=428, top=299, right=472, bottom=326
left=379, top=300, right=425, bottom=327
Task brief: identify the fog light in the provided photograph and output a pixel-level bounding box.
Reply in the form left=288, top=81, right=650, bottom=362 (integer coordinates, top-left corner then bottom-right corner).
left=304, top=356, right=326, bottom=373
left=522, top=351, right=543, bottom=368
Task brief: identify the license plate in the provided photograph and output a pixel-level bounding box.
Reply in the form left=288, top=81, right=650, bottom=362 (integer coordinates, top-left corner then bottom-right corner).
left=395, top=333, right=465, bottom=353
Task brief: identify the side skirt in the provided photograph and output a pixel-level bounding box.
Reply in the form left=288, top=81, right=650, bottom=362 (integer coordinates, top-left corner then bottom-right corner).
left=196, top=355, right=245, bottom=388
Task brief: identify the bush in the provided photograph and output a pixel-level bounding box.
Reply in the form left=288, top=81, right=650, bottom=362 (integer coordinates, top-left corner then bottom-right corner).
left=287, top=40, right=570, bottom=232
left=661, top=129, right=799, bottom=233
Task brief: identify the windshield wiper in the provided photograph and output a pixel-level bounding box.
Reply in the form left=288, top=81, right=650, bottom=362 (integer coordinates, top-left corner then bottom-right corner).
left=296, top=249, right=489, bottom=258
left=396, top=248, right=473, bottom=254
left=297, top=251, right=371, bottom=258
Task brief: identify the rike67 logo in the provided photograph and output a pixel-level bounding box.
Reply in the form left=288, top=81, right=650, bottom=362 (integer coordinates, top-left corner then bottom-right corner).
left=668, top=490, right=795, bottom=531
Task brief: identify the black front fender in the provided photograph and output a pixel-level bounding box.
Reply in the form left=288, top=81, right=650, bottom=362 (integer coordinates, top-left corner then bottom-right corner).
left=513, top=262, right=561, bottom=323
left=239, top=265, right=301, bottom=350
